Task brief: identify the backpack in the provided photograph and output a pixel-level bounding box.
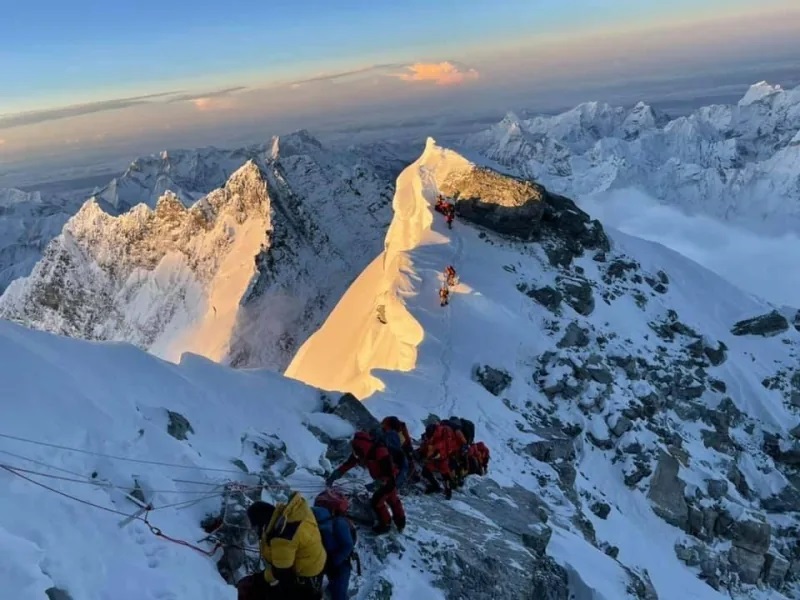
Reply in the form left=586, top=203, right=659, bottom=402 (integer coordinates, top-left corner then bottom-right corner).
left=314, top=488, right=350, bottom=516
left=448, top=416, right=475, bottom=444
left=313, top=491, right=360, bottom=575
left=371, top=427, right=408, bottom=471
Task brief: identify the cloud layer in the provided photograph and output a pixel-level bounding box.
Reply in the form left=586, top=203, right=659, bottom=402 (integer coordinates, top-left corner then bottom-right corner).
left=580, top=188, right=800, bottom=307
left=0, top=87, right=246, bottom=129
left=396, top=61, right=480, bottom=86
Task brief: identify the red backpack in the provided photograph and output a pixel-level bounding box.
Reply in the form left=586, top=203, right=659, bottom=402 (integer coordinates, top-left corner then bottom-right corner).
left=314, top=489, right=350, bottom=515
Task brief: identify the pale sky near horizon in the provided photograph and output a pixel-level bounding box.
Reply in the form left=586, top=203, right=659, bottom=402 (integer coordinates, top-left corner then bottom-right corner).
left=1, top=0, right=799, bottom=163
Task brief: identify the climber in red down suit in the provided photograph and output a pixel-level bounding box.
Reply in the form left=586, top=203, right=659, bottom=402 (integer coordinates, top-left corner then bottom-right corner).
left=326, top=431, right=406, bottom=535
left=418, top=422, right=467, bottom=499
left=467, top=441, right=490, bottom=476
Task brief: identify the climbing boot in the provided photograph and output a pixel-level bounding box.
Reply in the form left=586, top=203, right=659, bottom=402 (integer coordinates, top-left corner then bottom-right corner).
left=372, top=523, right=392, bottom=535
left=424, top=483, right=441, bottom=495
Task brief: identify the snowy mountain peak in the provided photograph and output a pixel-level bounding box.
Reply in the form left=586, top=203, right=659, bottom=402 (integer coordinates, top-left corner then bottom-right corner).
left=154, top=190, right=186, bottom=213
left=289, top=139, right=800, bottom=598
left=0, top=164, right=272, bottom=361
left=268, top=129, right=325, bottom=161
left=739, top=81, right=783, bottom=106
left=498, top=111, right=523, bottom=131
left=0, top=188, right=42, bottom=207
left=464, top=81, right=800, bottom=234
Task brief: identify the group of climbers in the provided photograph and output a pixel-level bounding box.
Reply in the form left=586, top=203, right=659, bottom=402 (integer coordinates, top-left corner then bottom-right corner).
left=329, top=416, right=490, bottom=521
left=237, top=416, right=489, bottom=599
left=434, top=194, right=456, bottom=229
left=439, top=264, right=458, bottom=307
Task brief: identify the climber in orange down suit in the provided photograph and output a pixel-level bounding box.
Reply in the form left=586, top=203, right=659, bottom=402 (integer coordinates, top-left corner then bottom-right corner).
left=467, top=442, right=490, bottom=476
left=418, top=422, right=467, bottom=499
left=445, top=265, right=457, bottom=288
left=439, top=286, right=449, bottom=307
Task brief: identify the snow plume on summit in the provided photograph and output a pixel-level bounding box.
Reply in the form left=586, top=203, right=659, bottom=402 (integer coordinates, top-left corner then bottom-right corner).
left=464, top=82, right=800, bottom=235
left=289, top=139, right=800, bottom=598
left=0, top=131, right=397, bottom=370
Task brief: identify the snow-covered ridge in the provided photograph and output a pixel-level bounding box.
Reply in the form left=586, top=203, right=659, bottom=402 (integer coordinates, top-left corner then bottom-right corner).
left=289, top=139, right=800, bottom=598
left=1, top=131, right=399, bottom=370
left=0, top=162, right=271, bottom=363
left=464, top=82, right=800, bottom=233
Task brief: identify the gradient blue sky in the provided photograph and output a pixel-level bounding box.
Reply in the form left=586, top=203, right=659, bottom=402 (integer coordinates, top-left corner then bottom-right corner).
left=1, top=0, right=798, bottom=169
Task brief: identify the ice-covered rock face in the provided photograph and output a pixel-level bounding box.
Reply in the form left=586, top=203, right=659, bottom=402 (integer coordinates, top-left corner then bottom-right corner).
left=0, top=132, right=399, bottom=370
left=0, top=189, right=86, bottom=294
left=464, top=82, right=800, bottom=233
left=0, top=162, right=271, bottom=361
left=289, top=140, right=800, bottom=598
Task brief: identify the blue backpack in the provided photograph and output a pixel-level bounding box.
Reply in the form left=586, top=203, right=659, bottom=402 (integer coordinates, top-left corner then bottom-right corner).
left=312, top=506, right=356, bottom=571
left=371, top=427, right=409, bottom=484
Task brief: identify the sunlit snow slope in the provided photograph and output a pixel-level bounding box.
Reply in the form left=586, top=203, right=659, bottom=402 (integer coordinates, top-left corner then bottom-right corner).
left=289, top=139, right=800, bottom=598
left=0, top=131, right=399, bottom=371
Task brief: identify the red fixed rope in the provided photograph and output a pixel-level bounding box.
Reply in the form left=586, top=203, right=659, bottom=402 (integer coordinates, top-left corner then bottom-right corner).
left=144, top=511, right=223, bottom=557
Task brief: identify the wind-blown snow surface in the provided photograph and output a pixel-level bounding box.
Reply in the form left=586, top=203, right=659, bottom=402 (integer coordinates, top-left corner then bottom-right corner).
left=0, top=131, right=399, bottom=370
left=0, top=319, right=327, bottom=599
left=289, top=139, right=800, bottom=598
left=463, top=82, right=800, bottom=235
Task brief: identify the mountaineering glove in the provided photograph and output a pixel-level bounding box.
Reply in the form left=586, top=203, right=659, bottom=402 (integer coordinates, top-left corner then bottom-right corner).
left=326, top=469, right=343, bottom=486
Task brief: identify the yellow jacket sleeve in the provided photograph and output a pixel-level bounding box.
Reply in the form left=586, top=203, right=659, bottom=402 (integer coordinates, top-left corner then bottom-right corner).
left=269, top=536, right=298, bottom=572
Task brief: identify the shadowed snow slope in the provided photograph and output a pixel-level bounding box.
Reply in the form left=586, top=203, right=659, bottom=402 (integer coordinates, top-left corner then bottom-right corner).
left=464, top=82, right=800, bottom=235
left=0, top=319, right=326, bottom=600
left=289, top=139, right=800, bottom=598
left=0, top=188, right=87, bottom=294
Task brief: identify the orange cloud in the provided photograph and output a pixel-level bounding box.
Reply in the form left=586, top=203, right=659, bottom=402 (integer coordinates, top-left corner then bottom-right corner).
left=191, top=97, right=234, bottom=111
left=0, top=139, right=5, bottom=145
left=397, top=61, right=479, bottom=86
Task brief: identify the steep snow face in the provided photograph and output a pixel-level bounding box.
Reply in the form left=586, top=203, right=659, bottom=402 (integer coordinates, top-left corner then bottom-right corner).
left=0, top=306, right=562, bottom=600
left=289, top=140, right=800, bottom=598
left=464, top=82, right=800, bottom=233
left=1, top=131, right=398, bottom=371
left=0, top=162, right=271, bottom=363
left=213, top=130, right=398, bottom=370
left=0, top=320, right=360, bottom=599
left=0, top=189, right=86, bottom=294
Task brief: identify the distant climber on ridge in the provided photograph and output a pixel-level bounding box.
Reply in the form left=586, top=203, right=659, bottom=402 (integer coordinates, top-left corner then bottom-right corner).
left=434, top=195, right=455, bottom=228
left=445, top=265, right=457, bottom=288
left=326, top=431, right=406, bottom=535
left=444, top=205, right=454, bottom=229
left=439, top=286, right=450, bottom=307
